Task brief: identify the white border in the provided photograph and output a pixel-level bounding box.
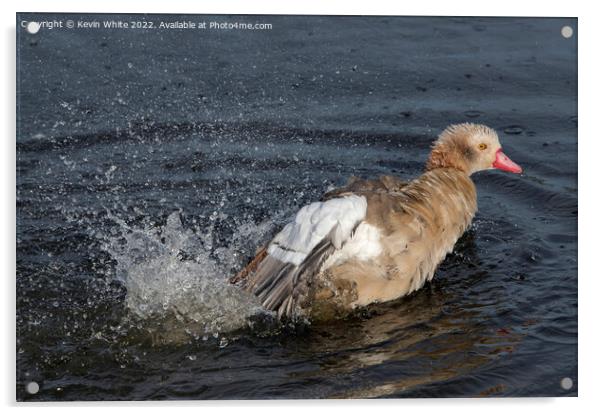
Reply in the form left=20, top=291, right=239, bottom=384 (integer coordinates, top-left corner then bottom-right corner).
left=3, top=1, right=600, bottom=414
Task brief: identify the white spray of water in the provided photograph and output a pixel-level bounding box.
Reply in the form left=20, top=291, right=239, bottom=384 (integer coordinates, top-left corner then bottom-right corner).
left=99, top=209, right=280, bottom=341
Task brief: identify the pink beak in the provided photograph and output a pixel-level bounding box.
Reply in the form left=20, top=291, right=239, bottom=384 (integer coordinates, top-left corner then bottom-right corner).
left=493, top=148, right=522, bottom=174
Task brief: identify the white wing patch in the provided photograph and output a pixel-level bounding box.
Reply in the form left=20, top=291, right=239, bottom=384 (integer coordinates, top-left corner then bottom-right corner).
left=267, top=195, right=367, bottom=265
left=321, top=222, right=383, bottom=271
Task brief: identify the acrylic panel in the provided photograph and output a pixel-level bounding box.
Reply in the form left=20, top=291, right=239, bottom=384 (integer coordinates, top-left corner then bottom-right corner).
left=16, top=13, right=577, bottom=400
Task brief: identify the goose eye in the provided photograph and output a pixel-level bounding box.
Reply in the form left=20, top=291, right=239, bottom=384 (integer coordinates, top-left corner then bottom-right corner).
left=478, top=143, right=488, bottom=150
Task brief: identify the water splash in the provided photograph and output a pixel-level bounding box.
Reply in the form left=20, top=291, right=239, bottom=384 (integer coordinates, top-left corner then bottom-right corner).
left=100, top=210, right=275, bottom=342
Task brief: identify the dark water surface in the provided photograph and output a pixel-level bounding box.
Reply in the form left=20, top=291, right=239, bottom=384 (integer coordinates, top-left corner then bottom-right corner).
left=16, top=14, right=577, bottom=400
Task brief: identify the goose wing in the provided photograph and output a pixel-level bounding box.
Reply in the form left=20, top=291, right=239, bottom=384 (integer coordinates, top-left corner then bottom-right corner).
left=234, top=194, right=367, bottom=319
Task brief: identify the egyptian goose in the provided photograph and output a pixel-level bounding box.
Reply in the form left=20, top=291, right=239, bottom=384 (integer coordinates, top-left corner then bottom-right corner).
left=231, top=123, right=522, bottom=320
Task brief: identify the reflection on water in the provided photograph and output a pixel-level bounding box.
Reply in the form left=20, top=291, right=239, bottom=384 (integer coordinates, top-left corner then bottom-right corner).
left=291, top=235, right=524, bottom=398
left=323, top=300, right=524, bottom=398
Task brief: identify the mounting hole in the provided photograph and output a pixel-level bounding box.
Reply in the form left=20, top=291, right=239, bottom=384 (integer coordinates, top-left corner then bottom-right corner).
left=26, top=21, right=41, bottom=34
left=26, top=381, right=39, bottom=394
left=560, top=377, right=573, bottom=390
left=561, top=26, right=573, bottom=39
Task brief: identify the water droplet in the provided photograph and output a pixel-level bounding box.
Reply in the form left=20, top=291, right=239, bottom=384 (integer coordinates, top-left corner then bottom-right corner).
left=503, top=125, right=524, bottom=135
left=463, top=110, right=484, bottom=118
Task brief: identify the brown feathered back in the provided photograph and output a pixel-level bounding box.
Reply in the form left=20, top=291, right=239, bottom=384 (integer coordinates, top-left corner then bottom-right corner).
left=318, top=168, right=477, bottom=309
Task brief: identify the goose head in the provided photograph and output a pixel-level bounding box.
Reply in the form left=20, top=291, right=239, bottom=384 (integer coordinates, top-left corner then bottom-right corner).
left=426, top=123, right=522, bottom=175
